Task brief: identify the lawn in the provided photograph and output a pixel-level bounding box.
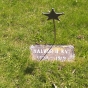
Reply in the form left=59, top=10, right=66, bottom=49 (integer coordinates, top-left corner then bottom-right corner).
left=0, top=0, right=88, bottom=88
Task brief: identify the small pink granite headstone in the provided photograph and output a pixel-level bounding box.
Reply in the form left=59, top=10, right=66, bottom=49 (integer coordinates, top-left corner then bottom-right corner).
left=30, top=45, right=75, bottom=61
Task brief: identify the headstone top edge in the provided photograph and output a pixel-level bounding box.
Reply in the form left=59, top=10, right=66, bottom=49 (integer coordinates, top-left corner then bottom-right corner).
left=30, top=45, right=74, bottom=48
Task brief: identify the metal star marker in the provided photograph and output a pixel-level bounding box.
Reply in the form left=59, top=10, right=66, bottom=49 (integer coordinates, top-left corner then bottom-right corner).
left=43, top=8, right=64, bottom=21
left=43, top=8, right=64, bottom=42
left=41, top=8, right=64, bottom=61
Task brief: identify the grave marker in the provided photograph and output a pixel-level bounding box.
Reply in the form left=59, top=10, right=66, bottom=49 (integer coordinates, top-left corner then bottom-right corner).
left=30, top=45, right=75, bottom=61
left=30, top=8, right=75, bottom=61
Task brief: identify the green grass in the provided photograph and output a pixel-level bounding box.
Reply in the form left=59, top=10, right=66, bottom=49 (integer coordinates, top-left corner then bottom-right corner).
left=0, top=0, right=88, bottom=88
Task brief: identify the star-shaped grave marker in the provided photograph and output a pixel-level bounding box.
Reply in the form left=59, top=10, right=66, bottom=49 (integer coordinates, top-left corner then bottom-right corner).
left=43, top=8, right=64, bottom=21
left=41, top=8, right=64, bottom=60
left=43, top=8, right=64, bottom=42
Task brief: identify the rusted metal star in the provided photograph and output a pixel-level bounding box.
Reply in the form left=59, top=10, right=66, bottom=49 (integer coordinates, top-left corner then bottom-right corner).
left=43, top=8, right=64, bottom=42
left=41, top=8, right=64, bottom=61
left=43, top=8, right=64, bottom=21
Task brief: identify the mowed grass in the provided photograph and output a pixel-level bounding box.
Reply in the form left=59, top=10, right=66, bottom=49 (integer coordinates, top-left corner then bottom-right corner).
left=0, top=0, right=88, bottom=88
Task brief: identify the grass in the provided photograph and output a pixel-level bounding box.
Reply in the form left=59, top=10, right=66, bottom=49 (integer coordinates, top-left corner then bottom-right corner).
left=0, top=0, right=88, bottom=88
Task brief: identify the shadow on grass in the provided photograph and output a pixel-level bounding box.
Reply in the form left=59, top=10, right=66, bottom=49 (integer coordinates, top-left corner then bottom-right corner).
left=24, top=66, right=35, bottom=74
left=24, top=62, right=39, bottom=75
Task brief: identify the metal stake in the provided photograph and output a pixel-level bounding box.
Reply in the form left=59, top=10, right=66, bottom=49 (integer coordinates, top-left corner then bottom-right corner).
left=40, top=8, right=64, bottom=61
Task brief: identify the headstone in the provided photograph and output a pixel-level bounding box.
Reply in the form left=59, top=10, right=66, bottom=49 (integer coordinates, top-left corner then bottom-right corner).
left=30, top=45, right=75, bottom=61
